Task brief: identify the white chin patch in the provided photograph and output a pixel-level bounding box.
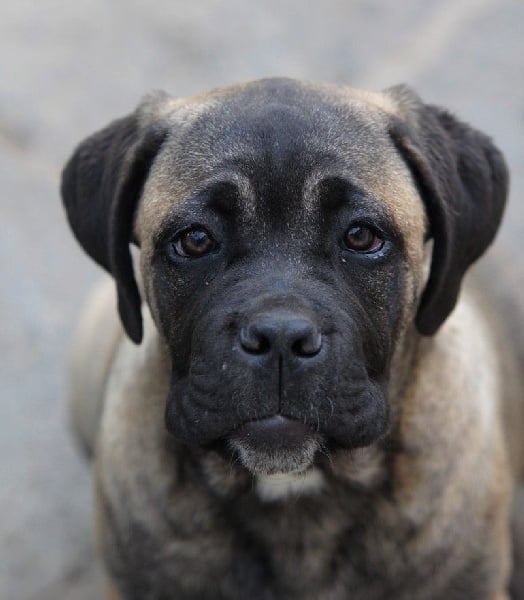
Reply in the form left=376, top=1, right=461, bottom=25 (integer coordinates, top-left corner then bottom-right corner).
left=256, top=468, right=325, bottom=502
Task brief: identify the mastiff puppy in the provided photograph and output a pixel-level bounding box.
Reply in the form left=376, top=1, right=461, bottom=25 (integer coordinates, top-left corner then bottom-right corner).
left=62, top=78, right=524, bottom=599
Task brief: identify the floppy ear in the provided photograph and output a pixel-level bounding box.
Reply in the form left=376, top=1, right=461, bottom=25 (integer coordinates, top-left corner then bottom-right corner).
left=61, top=95, right=169, bottom=343
left=386, top=86, right=509, bottom=335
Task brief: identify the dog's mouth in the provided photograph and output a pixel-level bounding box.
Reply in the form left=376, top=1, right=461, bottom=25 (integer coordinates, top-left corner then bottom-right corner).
left=166, top=359, right=390, bottom=476
left=226, top=415, right=322, bottom=475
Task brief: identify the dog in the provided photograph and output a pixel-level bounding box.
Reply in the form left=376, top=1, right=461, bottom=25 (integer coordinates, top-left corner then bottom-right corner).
left=61, top=78, right=524, bottom=599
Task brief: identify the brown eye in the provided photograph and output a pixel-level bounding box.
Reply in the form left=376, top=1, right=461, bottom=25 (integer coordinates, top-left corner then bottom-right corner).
left=344, top=224, right=384, bottom=253
left=171, top=228, right=215, bottom=258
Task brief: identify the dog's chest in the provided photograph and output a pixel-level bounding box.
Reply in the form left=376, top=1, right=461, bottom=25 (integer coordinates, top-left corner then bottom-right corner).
left=102, top=460, right=501, bottom=600
left=195, top=485, right=419, bottom=600
left=220, top=494, right=498, bottom=600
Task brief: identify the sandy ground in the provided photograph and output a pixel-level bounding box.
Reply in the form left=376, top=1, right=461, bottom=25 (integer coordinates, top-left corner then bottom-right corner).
left=1, top=1, right=523, bottom=598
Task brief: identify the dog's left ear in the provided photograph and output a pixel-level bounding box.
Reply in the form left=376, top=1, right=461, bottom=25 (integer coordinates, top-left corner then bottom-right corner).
left=61, top=94, right=170, bottom=343
left=386, top=85, right=509, bottom=335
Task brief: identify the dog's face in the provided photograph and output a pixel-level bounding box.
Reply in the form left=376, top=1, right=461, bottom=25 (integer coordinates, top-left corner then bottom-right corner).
left=62, top=78, right=507, bottom=476
left=136, top=83, right=428, bottom=474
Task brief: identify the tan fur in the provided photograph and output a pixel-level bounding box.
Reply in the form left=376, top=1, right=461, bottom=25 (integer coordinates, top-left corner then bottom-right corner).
left=105, top=579, right=123, bottom=600
left=68, top=275, right=123, bottom=457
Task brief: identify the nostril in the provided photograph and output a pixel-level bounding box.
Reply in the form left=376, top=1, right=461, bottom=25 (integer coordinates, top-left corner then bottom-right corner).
left=240, top=325, right=271, bottom=355
left=291, top=331, right=322, bottom=357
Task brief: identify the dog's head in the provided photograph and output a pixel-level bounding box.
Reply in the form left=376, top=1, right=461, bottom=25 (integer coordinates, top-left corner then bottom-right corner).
left=62, top=78, right=507, bottom=475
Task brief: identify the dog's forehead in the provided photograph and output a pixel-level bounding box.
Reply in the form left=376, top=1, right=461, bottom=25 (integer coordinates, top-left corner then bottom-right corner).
left=155, top=79, right=401, bottom=187
left=138, top=79, right=426, bottom=257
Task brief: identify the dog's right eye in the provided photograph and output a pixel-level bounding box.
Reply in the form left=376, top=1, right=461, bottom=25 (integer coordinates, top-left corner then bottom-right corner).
left=344, top=223, right=384, bottom=254
left=167, top=228, right=216, bottom=259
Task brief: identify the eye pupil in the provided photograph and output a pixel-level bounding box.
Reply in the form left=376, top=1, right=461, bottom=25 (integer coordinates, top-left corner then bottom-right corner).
left=348, top=226, right=370, bottom=244
left=344, top=225, right=383, bottom=253
left=186, top=230, right=209, bottom=249
left=171, top=228, right=215, bottom=258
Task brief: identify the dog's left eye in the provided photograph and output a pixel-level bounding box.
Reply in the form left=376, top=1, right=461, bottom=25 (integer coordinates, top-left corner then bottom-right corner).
left=168, top=228, right=216, bottom=258
left=344, top=224, right=384, bottom=253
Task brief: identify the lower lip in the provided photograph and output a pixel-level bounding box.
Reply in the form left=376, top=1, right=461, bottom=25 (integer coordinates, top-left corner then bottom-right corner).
left=229, top=414, right=311, bottom=450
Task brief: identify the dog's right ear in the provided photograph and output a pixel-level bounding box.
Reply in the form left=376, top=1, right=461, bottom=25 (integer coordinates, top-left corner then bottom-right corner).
left=61, top=94, right=169, bottom=343
left=386, top=85, right=508, bottom=336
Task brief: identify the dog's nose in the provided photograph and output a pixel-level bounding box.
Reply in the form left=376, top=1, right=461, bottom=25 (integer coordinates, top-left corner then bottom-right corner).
left=239, top=310, right=322, bottom=360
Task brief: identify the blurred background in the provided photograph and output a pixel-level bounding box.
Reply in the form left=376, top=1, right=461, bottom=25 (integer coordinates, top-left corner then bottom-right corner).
left=1, top=0, right=523, bottom=598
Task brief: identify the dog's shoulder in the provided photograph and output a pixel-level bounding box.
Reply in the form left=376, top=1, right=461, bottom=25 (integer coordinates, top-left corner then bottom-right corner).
left=467, top=256, right=524, bottom=478
left=68, top=276, right=125, bottom=457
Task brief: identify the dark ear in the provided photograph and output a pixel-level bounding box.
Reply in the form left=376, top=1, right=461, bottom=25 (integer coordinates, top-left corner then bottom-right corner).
left=61, top=96, right=169, bottom=343
left=386, top=85, right=509, bottom=335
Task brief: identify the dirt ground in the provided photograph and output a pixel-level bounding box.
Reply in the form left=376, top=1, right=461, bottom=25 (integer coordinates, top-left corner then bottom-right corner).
left=1, top=1, right=523, bottom=598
